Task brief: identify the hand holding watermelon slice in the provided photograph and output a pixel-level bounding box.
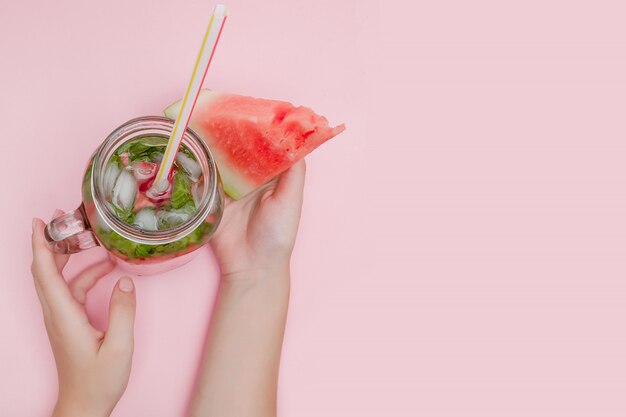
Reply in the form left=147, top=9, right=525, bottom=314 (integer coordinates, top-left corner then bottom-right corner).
left=209, top=159, right=306, bottom=277
left=164, top=89, right=345, bottom=199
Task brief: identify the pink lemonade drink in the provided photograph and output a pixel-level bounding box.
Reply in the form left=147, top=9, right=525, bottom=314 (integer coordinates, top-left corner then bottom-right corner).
left=45, top=116, right=224, bottom=275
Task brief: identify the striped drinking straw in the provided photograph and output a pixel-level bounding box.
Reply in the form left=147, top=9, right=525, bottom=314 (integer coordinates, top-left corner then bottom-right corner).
left=151, top=4, right=228, bottom=194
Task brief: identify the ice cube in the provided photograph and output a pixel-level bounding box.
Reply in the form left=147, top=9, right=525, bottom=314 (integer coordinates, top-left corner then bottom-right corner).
left=112, top=168, right=137, bottom=212
left=192, top=177, right=205, bottom=207
left=133, top=207, right=158, bottom=231
left=157, top=207, right=193, bottom=229
left=176, top=152, right=202, bottom=181
left=103, top=161, right=121, bottom=197
left=151, top=152, right=164, bottom=163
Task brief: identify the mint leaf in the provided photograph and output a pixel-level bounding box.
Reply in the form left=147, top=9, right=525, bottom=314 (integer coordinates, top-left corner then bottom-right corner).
left=109, top=154, right=122, bottom=166
left=116, top=136, right=195, bottom=165
left=134, top=244, right=156, bottom=258
left=97, top=228, right=137, bottom=258
left=117, top=136, right=163, bottom=154
left=108, top=203, right=135, bottom=224
left=170, top=171, right=194, bottom=209
left=176, top=145, right=195, bottom=160
left=97, top=221, right=213, bottom=260
left=116, top=137, right=169, bottom=163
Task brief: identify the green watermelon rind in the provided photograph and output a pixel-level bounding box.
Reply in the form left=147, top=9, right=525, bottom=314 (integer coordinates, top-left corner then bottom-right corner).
left=163, top=100, right=181, bottom=122
left=222, top=182, right=244, bottom=200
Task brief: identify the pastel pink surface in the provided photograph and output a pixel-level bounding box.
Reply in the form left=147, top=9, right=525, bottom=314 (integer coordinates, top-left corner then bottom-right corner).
left=1, top=1, right=626, bottom=416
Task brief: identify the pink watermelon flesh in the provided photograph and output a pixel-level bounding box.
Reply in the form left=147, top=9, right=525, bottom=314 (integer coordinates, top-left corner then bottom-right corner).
left=164, top=89, right=345, bottom=199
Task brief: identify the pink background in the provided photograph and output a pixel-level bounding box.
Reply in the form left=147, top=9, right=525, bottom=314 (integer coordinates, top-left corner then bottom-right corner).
left=1, top=0, right=626, bottom=415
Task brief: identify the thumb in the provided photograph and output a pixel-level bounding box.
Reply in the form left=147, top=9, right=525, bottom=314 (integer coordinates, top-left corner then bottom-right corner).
left=102, top=277, right=136, bottom=356
left=273, top=159, right=306, bottom=203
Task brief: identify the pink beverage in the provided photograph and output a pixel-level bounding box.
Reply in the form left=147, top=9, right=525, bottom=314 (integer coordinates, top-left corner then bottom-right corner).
left=45, top=117, right=224, bottom=275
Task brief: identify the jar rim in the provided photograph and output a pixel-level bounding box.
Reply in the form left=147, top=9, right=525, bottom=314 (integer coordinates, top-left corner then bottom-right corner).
left=91, top=116, right=219, bottom=245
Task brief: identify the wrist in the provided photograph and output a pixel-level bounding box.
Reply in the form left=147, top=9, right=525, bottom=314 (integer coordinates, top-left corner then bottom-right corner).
left=53, top=398, right=112, bottom=417
left=220, top=262, right=291, bottom=284
left=217, top=264, right=291, bottom=327
left=219, top=263, right=291, bottom=302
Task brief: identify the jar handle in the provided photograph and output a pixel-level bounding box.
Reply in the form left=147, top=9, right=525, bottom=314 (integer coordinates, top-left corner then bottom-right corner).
left=44, top=205, right=99, bottom=254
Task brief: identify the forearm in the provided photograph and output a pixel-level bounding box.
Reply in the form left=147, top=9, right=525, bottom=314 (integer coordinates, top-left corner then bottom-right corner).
left=52, top=400, right=112, bottom=417
left=187, top=266, right=290, bottom=417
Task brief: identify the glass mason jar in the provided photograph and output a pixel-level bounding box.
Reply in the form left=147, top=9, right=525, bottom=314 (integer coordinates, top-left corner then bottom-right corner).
left=44, top=116, right=224, bottom=275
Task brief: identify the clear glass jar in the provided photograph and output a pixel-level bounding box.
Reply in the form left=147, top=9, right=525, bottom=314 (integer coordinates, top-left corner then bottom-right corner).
left=44, top=116, right=224, bottom=275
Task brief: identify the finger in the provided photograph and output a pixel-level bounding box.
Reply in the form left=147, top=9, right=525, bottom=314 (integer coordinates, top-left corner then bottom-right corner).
left=101, top=277, right=136, bottom=357
left=223, top=194, right=234, bottom=207
left=69, top=260, right=116, bottom=304
left=30, top=220, right=49, bottom=314
left=273, top=159, right=306, bottom=203
left=51, top=209, right=71, bottom=271
left=31, top=218, right=74, bottom=311
left=31, top=266, right=50, bottom=317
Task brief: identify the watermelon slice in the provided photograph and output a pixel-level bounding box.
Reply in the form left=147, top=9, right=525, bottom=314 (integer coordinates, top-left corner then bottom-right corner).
left=164, top=89, right=345, bottom=199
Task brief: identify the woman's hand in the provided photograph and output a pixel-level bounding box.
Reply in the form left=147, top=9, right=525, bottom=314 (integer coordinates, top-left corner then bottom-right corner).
left=210, top=160, right=306, bottom=279
left=187, top=161, right=306, bottom=417
left=31, top=211, right=137, bottom=417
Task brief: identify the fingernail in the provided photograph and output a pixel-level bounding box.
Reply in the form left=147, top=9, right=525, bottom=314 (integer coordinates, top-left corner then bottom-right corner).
left=118, top=277, right=134, bottom=293
left=32, top=218, right=37, bottom=232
